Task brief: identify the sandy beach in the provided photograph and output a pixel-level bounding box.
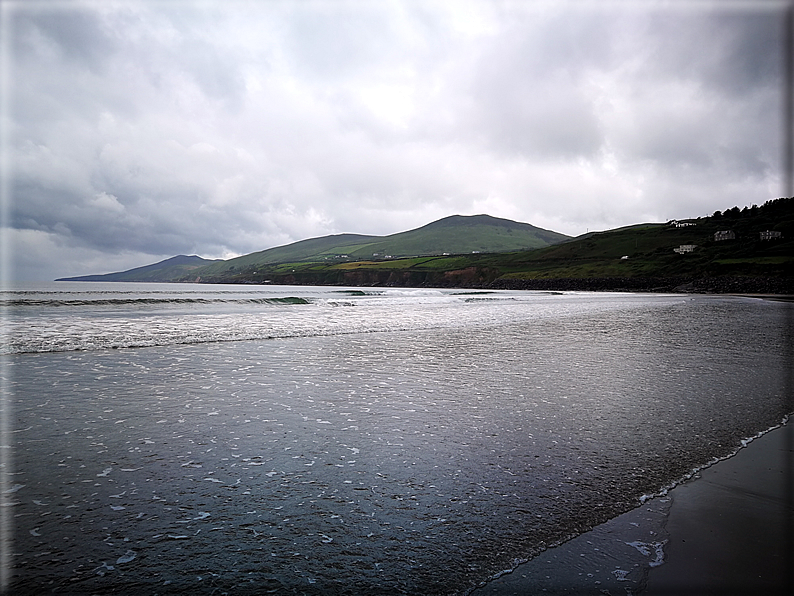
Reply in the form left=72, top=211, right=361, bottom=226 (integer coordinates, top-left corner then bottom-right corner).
left=643, top=420, right=793, bottom=596
left=472, top=421, right=793, bottom=596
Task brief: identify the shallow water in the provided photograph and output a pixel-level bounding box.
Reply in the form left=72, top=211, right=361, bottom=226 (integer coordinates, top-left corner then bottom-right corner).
left=2, top=284, right=791, bottom=594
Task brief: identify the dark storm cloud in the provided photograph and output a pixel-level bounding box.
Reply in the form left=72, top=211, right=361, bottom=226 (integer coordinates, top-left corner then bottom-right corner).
left=651, top=9, right=783, bottom=97
left=2, top=1, right=787, bottom=281
left=601, top=8, right=782, bottom=178
left=15, top=7, right=116, bottom=73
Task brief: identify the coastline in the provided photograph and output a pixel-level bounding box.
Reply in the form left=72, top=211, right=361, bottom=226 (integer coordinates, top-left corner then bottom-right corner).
left=470, top=421, right=793, bottom=596
left=488, top=276, right=794, bottom=295
left=642, top=420, right=793, bottom=596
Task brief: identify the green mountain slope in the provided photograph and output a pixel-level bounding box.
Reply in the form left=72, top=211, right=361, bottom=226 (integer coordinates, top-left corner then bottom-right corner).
left=487, top=198, right=794, bottom=281
left=183, top=214, right=571, bottom=281
left=213, top=198, right=793, bottom=292
left=193, top=233, right=379, bottom=278
left=343, top=214, right=569, bottom=258
left=56, top=200, right=793, bottom=293
left=56, top=255, right=221, bottom=282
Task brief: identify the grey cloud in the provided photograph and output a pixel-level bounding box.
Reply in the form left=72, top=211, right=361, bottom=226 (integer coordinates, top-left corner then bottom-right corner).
left=179, top=38, right=246, bottom=106
left=602, top=9, right=782, bottom=177
left=647, top=9, right=783, bottom=97
left=284, top=4, right=401, bottom=81
left=4, top=1, right=787, bottom=281
left=469, top=70, right=603, bottom=159
left=14, top=7, right=116, bottom=74
left=11, top=181, right=175, bottom=256
left=453, top=10, right=617, bottom=159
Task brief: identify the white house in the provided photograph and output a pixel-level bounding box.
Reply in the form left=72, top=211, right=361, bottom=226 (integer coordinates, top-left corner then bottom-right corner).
left=759, top=230, right=782, bottom=241
left=673, top=244, right=697, bottom=254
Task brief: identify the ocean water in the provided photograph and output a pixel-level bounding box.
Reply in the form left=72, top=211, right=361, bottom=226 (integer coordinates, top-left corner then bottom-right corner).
left=2, top=283, right=791, bottom=595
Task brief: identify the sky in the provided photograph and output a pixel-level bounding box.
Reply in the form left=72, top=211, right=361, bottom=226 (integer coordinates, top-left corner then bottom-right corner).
left=1, top=0, right=790, bottom=281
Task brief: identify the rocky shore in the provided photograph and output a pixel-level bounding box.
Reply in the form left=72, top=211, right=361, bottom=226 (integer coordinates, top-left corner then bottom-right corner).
left=489, top=276, right=794, bottom=295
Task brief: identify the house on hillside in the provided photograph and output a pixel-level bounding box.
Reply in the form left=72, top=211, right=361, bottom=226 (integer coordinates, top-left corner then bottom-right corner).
left=673, top=244, right=697, bottom=254
left=669, top=220, right=696, bottom=228
left=714, top=230, right=735, bottom=241
left=759, top=230, right=782, bottom=241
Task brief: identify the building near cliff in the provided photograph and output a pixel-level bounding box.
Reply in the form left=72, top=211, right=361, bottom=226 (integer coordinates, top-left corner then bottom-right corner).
left=673, top=244, right=697, bottom=254
left=759, top=230, right=782, bottom=240
left=714, top=230, right=735, bottom=241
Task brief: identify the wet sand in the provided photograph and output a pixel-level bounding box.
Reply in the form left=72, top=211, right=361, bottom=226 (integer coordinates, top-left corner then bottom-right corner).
left=472, top=421, right=793, bottom=596
left=643, top=421, right=793, bottom=596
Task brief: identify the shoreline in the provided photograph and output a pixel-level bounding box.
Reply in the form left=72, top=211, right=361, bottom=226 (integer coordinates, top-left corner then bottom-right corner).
left=47, top=276, right=794, bottom=297
left=643, top=420, right=793, bottom=595
left=471, top=421, right=793, bottom=596
left=488, top=276, right=794, bottom=295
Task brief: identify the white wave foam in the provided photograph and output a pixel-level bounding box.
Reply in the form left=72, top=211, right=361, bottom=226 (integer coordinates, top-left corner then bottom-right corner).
left=638, top=415, right=790, bottom=505
left=116, top=550, right=137, bottom=564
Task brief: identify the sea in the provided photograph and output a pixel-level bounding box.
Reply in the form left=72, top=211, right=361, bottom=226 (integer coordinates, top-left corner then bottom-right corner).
left=1, top=282, right=791, bottom=595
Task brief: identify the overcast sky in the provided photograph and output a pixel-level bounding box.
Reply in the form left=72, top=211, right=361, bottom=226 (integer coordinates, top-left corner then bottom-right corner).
left=1, top=0, right=789, bottom=281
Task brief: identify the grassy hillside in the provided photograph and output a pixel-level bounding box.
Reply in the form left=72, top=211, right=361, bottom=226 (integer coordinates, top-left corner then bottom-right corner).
left=58, top=200, right=793, bottom=292
left=490, top=198, right=794, bottom=281
left=341, top=214, right=569, bottom=258
left=186, top=214, right=571, bottom=281
left=193, top=234, right=379, bottom=278
left=202, top=198, right=794, bottom=292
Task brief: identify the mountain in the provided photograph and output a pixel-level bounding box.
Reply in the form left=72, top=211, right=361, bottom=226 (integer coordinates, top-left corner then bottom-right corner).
left=349, top=214, right=568, bottom=257
left=56, top=255, right=222, bottom=282
left=192, top=214, right=570, bottom=280
left=54, top=200, right=794, bottom=292
left=192, top=233, right=380, bottom=279
left=199, top=198, right=793, bottom=291
left=58, top=215, right=571, bottom=282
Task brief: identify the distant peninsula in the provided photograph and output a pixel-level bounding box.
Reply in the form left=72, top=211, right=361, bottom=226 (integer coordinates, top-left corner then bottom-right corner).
left=57, top=254, right=222, bottom=283
left=57, top=200, right=794, bottom=293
